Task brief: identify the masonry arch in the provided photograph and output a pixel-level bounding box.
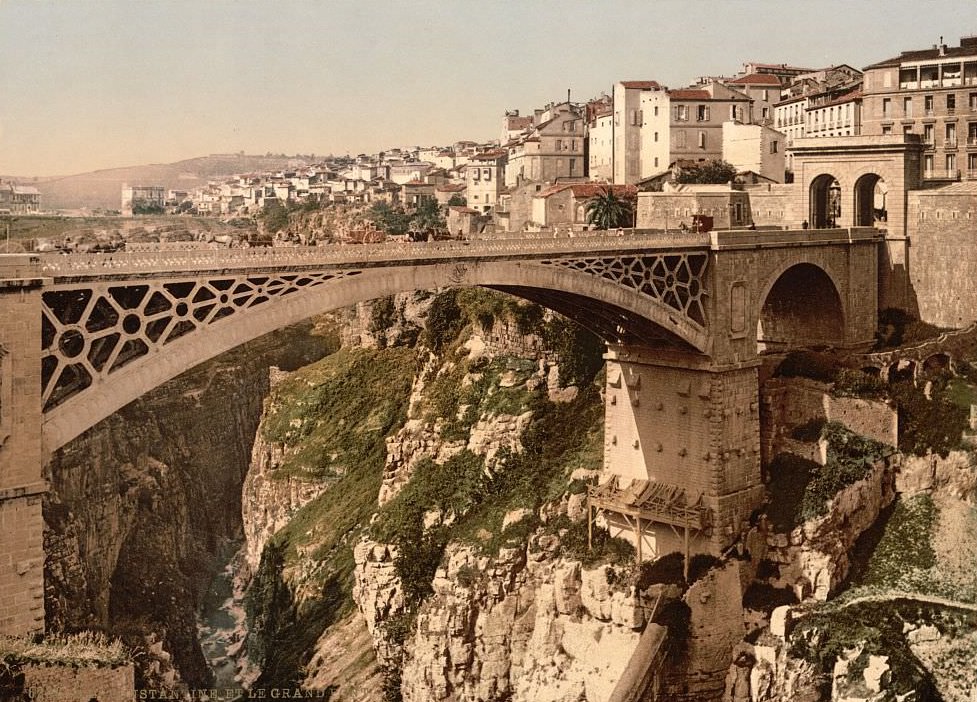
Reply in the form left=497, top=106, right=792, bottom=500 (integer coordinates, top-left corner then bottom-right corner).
left=41, top=260, right=711, bottom=453
left=757, top=263, right=845, bottom=352
left=854, top=173, right=886, bottom=227
left=810, top=174, right=841, bottom=229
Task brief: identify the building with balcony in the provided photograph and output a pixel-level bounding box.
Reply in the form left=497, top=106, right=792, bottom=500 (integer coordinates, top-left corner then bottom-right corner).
left=861, top=35, right=977, bottom=182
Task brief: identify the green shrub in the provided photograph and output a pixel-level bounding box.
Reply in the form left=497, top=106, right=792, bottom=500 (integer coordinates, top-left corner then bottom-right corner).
left=833, top=369, right=887, bottom=399
left=423, top=290, right=465, bottom=353
left=541, top=316, right=605, bottom=387
left=890, top=381, right=968, bottom=457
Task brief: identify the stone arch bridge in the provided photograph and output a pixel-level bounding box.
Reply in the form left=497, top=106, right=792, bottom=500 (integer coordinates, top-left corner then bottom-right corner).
left=0, top=227, right=880, bottom=635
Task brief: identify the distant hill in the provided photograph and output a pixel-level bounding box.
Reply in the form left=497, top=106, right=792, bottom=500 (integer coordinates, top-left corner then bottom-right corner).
left=3, top=154, right=309, bottom=211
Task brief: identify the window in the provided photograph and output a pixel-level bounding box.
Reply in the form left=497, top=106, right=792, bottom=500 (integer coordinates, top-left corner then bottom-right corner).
left=882, top=98, right=891, bottom=117
left=675, top=105, right=688, bottom=121
left=698, top=131, right=706, bottom=149
left=882, top=125, right=892, bottom=135
left=472, top=169, right=481, bottom=181
left=947, top=154, right=956, bottom=172
left=762, top=107, right=770, bottom=120
left=904, top=97, right=913, bottom=117
left=696, top=105, right=710, bottom=121
left=770, top=140, right=779, bottom=154
left=947, top=94, right=956, bottom=112
left=946, top=123, right=956, bottom=145
left=654, top=157, right=659, bottom=168
left=970, top=93, right=977, bottom=110
left=555, top=139, right=562, bottom=151
left=924, top=124, right=934, bottom=143
left=483, top=169, right=491, bottom=181
left=925, top=95, right=934, bottom=114
left=762, top=89, right=769, bottom=101
left=675, top=131, right=687, bottom=148
left=654, top=105, right=659, bottom=116
left=968, top=153, right=976, bottom=172
left=924, top=154, right=934, bottom=173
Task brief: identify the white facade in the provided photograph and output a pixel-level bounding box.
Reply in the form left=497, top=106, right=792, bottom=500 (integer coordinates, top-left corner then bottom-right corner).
left=721, top=122, right=785, bottom=182
left=588, top=113, right=614, bottom=182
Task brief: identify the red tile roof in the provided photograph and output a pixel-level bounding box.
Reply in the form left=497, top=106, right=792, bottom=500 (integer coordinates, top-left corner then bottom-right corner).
left=728, top=73, right=782, bottom=85
left=808, top=88, right=862, bottom=109
left=619, top=80, right=662, bottom=90
left=568, top=183, right=637, bottom=199
left=667, top=89, right=711, bottom=100
left=436, top=184, right=466, bottom=192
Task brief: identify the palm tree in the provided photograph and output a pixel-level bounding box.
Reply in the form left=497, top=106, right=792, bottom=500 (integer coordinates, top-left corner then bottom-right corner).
left=585, top=187, right=634, bottom=230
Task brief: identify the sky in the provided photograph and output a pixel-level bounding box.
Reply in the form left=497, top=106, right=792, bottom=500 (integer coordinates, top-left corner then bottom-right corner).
left=1, top=0, right=974, bottom=177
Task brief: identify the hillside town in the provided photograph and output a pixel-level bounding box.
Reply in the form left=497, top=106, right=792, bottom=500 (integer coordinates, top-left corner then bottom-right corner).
left=5, top=33, right=976, bottom=252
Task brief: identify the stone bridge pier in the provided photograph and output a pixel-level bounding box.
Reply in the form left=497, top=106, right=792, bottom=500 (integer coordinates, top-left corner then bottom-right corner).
left=600, top=346, right=763, bottom=557
left=0, top=277, right=46, bottom=635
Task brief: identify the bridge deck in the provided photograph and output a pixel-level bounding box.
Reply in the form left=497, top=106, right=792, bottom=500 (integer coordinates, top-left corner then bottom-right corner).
left=0, top=227, right=880, bottom=279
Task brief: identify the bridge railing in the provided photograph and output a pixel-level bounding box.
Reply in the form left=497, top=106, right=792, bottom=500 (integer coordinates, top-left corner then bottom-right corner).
left=2, top=227, right=881, bottom=278
left=26, top=231, right=711, bottom=276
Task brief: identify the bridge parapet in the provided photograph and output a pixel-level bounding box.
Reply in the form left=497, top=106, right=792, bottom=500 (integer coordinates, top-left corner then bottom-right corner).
left=13, top=228, right=877, bottom=279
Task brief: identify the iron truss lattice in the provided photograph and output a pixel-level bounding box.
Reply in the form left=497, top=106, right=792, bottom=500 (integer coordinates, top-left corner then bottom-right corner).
left=540, top=253, right=709, bottom=327
left=40, top=270, right=361, bottom=411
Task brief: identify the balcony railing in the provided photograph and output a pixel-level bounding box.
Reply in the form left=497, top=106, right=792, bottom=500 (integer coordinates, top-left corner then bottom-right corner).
left=968, top=136, right=977, bottom=146
left=966, top=169, right=977, bottom=180
left=925, top=108, right=936, bottom=117
left=923, top=168, right=961, bottom=180
left=944, top=139, right=958, bottom=148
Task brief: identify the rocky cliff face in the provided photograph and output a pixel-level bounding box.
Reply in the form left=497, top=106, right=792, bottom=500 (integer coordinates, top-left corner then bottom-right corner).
left=353, top=536, right=667, bottom=702
left=43, top=321, right=334, bottom=690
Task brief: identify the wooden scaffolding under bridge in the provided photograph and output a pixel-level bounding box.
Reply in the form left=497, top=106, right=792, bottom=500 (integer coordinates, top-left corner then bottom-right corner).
left=587, top=477, right=712, bottom=581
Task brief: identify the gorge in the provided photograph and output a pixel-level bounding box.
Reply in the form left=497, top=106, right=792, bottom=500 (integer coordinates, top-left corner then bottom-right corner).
left=34, top=289, right=977, bottom=702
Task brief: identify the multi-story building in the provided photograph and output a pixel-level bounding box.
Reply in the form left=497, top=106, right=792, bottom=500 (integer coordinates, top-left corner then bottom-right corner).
left=500, top=110, right=534, bottom=145
left=610, top=80, right=752, bottom=184
left=773, top=65, right=864, bottom=174
left=724, top=73, right=782, bottom=125
left=722, top=122, right=785, bottom=182
left=588, top=102, right=614, bottom=182
left=121, top=185, right=165, bottom=216
left=466, top=151, right=506, bottom=212
left=505, top=101, right=586, bottom=187
left=0, top=181, right=41, bottom=214
left=861, top=35, right=977, bottom=181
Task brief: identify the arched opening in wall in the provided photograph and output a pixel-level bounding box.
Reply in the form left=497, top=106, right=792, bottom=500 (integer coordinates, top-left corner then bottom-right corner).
left=888, top=360, right=917, bottom=384
left=757, top=263, right=844, bottom=353
left=809, top=174, right=841, bottom=229
left=854, top=174, right=887, bottom=227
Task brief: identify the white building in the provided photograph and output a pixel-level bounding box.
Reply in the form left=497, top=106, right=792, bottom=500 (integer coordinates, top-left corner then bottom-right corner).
left=722, top=122, right=785, bottom=182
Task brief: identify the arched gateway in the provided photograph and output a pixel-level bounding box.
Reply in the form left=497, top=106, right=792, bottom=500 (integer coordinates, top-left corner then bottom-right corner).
left=0, top=227, right=879, bottom=635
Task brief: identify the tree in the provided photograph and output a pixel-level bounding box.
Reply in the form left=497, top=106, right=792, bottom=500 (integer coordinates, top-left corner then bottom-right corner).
left=368, top=202, right=411, bottom=235
left=446, top=194, right=467, bottom=207
left=410, top=198, right=444, bottom=233
left=585, top=187, right=635, bottom=229
left=674, top=160, right=737, bottom=185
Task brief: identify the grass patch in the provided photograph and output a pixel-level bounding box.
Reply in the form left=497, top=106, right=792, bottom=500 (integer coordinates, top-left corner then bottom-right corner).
left=245, top=347, right=416, bottom=689
left=945, top=376, right=977, bottom=410
left=372, top=387, right=606, bottom=606
left=260, top=347, right=417, bottom=479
